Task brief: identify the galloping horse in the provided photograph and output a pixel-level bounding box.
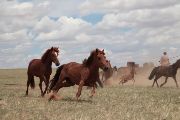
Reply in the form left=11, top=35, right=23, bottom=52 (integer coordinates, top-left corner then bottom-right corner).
left=48, top=49, right=110, bottom=101
left=25, top=47, right=60, bottom=97
left=48, top=59, right=104, bottom=93
left=118, top=62, right=136, bottom=85
left=101, top=60, right=114, bottom=84
left=149, top=59, right=180, bottom=88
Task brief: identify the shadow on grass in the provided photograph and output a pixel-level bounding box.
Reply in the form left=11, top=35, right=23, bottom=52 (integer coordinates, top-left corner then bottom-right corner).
left=4, top=83, right=18, bottom=86
left=61, top=97, right=93, bottom=103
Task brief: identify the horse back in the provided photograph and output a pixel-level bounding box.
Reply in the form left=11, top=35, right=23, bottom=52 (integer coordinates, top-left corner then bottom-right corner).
left=61, top=62, right=90, bottom=84
left=28, top=59, right=52, bottom=77
left=157, top=66, right=174, bottom=76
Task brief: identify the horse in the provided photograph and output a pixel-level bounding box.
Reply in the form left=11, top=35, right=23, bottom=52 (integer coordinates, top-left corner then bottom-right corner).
left=48, top=58, right=104, bottom=92
left=48, top=48, right=110, bottom=101
left=149, top=59, right=180, bottom=88
left=101, top=60, right=114, bottom=84
left=118, top=62, right=136, bottom=85
left=25, top=47, right=60, bottom=97
left=82, top=58, right=104, bottom=88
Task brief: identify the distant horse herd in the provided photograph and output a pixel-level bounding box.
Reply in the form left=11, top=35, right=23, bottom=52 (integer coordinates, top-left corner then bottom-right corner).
left=25, top=47, right=180, bottom=101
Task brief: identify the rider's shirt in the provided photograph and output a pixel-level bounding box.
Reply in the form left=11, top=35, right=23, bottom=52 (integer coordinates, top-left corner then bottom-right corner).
left=160, top=55, right=170, bottom=66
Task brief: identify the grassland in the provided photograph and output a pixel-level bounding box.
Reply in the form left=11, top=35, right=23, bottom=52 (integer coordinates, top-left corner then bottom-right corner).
left=1, top=69, right=180, bottom=120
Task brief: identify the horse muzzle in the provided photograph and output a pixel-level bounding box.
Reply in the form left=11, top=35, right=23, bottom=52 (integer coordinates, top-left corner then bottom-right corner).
left=55, top=62, right=60, bottom=66
left=103, top=67, right=109, bottom=71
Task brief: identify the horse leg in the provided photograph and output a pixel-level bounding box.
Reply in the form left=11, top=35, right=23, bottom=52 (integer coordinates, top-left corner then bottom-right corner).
left=39, top=76, right=45, bottom=97
left=25, top=75, right=34, bottom=96
left=48, top=73, right=66, bottom=101
left=25, top=80, right=30, bottom=96
left=173, top=76, right=179, bottom=88
left=160, top=77, right=168, bottom=87
left=89, top=84, right=96, bottom=98
left=25, top=75, right=32, bottom=96
left=42, top=75, right=50, bottom=96
left=152, top=79, right=155, bottom=87
left=49, top=81, right=74, bottom=101
left=132, top=78, right=135, bottom=86
left=155, top=76, right=161, bottom=88
left=76, top=80, right=85, bottom=100
left=152, top=76, right=160, bottom=88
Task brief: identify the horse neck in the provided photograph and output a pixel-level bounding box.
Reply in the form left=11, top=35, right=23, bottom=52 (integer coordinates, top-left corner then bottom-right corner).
left=88, top=61, right=99, bottom=75
left=41, top=57, right=53, bottom=67
left=172, top=62, right=179, bottom=73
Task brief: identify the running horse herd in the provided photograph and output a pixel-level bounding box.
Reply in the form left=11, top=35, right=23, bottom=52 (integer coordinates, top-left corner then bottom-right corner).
left=25, top=47, right=180, bottom=101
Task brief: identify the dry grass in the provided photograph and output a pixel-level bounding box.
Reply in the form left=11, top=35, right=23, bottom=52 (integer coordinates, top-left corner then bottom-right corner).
left=1, top=69, right=180, bottom=120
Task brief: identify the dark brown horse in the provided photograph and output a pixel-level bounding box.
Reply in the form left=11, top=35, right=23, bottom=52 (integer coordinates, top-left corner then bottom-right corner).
left=149, top=59, right=180, bottom=88
left=26, top=47, right=60, bottom=97
left=48, top=49, right=110, bottom=101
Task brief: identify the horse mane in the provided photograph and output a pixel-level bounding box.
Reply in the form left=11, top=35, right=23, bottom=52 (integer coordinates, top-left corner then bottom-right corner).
left=83, top=50, right=96, bottom=66
left=41, top=49, right=52, bottom=63
left=82, top=58, right=87, bottom=64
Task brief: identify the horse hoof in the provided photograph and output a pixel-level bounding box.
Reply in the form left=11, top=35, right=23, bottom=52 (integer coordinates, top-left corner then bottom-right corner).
left=76, top=97, right=80, bottom=101
left=48, top=93, right=61, bottom=101
left=48, top=93, right=54, bottom=101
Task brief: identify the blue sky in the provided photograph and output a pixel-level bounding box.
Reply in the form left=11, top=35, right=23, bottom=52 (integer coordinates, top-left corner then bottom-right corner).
left=0, top=0, right=180, bottom=68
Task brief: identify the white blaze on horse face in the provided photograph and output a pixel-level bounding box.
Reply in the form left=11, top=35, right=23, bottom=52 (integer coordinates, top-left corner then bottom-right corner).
left=54, top=52, right=58, bottom=57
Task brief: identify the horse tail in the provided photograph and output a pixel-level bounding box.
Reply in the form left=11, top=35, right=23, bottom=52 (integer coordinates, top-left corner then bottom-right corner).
left=28, top=75, right=35, bottom=89
left=48, top=65, right=64, bottom=91
left=149, top=67, right=158, bottom=80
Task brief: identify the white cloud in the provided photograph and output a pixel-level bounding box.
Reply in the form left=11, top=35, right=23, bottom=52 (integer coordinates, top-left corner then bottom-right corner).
left=12, top=2, right=33, bottom=10
left=0, top=0, right=180, bottom=68
left=34, top=16, right=91, bottom=41
left=0, top=29, right=30, bottom=42
left=79, top=0, right=180, bottom=15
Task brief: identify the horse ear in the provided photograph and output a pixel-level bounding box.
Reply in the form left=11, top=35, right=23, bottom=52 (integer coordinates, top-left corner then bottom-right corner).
left=102, top=49, right=105, bottom=55
left=51, top=47, right=53, bottom=50
left=96, top=48, right=99, bottom=53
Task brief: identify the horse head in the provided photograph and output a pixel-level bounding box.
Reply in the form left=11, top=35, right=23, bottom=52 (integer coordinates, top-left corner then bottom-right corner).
left=95, top=48, right=110, bottom=71
left=50, top=47, right=60, bottom=66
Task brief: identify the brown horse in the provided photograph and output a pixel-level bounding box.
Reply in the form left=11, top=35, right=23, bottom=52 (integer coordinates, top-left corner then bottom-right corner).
left=118, top=62, right=136, bottom=85
left=101, top=60, right=114, bottom=84
left=26, top=47, right=60, bottom=97
left=48, top=49, right=110, bottom=101
left=149, top=59, right=180, bottom=88
left=48, top=58, right=104, bottom=92
left=82, top=58, right=104, bottom=88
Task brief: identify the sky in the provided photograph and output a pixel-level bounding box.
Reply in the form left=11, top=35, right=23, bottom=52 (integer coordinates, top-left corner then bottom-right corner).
left=0, top=0, right=180, bottom=68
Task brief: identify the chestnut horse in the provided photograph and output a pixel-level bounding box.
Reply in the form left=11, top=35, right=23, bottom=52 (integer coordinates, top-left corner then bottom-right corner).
left=48, top=58, right=104, bottom=93
left=149, top=59, right=180, bottom=88
left=101, top=60, right=114, bottom=84
left=48, top=49, right=110, bottom=101
left=25, top=47, right=60, bottom=97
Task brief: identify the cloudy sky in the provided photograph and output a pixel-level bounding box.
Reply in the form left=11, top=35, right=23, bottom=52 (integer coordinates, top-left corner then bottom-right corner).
left=0, top=0, right=180, bottom=68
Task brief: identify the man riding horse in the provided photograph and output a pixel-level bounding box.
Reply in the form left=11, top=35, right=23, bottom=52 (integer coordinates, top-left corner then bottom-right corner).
left=160, top=52, right=170, bottom=66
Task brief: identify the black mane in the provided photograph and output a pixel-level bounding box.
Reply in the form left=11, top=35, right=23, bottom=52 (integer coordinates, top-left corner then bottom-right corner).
left=41, top=49, right=51, bottom=63
left=83, top=50, right=96, bottom=66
